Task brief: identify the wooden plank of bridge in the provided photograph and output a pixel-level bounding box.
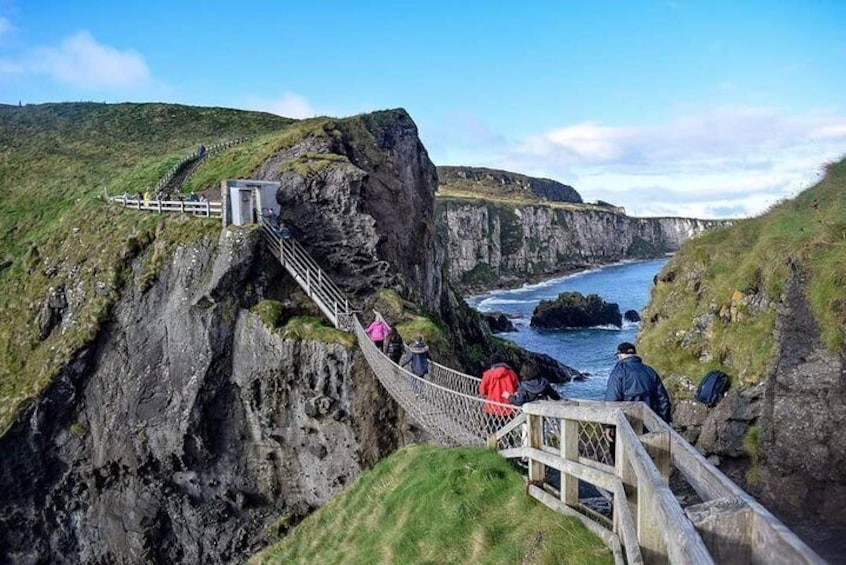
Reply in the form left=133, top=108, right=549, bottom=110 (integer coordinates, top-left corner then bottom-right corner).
left=749, top=510, right=827, bottom=565
left=614, top=414, right=639, bottom=544
left=514, top=446, right=616, bottom=492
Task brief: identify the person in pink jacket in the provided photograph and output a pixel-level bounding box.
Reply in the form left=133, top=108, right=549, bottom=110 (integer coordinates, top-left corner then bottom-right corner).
left=365, top=315, right=390, bottom=349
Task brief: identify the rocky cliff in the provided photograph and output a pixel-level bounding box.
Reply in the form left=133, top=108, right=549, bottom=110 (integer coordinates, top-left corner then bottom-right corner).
left=0, top=228, right=414, bottom=564
left=252, top=110, right=442, bottom=310
left=638, top=159, right=846, bottom=558
left=668, top=266, right=846, bottom=540
left=438, top=198, right=723, bottom=290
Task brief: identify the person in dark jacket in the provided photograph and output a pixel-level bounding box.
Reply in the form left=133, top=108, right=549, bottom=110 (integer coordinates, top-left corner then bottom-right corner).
left=604, top=342, right=672, bottom=422
left=383, top=327, right=404, bottom=364
left=402, top=335, right=430, bottom=394
left=509, top=360, right=562, bottom=406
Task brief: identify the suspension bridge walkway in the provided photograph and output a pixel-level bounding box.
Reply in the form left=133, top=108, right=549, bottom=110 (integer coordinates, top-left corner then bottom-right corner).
left=109, top=172, right=825, bottom=564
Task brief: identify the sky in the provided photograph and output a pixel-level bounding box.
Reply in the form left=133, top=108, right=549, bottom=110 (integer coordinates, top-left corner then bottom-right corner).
left=1, top=1, right=845, bottom=219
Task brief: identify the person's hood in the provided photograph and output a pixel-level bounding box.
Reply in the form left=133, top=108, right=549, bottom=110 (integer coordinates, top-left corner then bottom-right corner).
left=488, top=364, right=515, bottom=380
left=519, top=377, right=550, bottom=394
left=409, top=342, right=429, bottom=354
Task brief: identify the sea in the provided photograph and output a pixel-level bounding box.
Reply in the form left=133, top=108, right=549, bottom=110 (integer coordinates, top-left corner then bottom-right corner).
left=466, top=258, right=669, bottom=400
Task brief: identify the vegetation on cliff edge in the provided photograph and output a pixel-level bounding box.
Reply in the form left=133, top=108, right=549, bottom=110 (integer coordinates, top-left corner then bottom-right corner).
left=639, top=157, right=846, bottom=387
left=0, top=102, right=296, bottom=433
left=252, top=445, right=612, bottom=565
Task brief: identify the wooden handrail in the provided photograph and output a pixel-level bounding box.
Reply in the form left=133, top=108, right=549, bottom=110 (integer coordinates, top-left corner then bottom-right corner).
left=501, top=401, right=824, bottom=564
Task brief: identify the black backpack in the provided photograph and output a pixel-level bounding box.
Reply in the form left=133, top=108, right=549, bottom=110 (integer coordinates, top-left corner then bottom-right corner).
left=695, top=370, right=730, bottom=407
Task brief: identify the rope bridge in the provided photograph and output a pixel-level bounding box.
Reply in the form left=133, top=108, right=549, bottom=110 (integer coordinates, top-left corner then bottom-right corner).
left=258, top=219, right=523, bottom=447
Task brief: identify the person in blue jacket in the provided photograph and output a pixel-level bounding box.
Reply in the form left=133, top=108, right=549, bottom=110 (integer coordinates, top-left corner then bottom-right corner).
left=604, top=342, right=672, bottom=422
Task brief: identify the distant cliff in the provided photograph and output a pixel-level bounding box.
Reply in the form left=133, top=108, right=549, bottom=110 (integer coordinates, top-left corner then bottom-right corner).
left=438, top=166, right=583, bottom=204
left=437, top=197, right=725, bottom=291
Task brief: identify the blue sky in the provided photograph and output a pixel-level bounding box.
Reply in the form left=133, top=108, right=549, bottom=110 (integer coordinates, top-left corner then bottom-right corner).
left=1, top=1, right=845, bottom=218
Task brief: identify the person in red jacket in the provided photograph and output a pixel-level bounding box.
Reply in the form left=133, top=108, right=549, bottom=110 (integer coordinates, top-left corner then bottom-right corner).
left=479, top=354, right=519, bottom=428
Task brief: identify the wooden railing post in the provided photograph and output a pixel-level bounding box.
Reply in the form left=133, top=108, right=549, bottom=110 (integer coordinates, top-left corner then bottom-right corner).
left=641, top=431, right=671, bottom=485
left=560, top=418, right=579, bottom=506
left=616, top=427, right=639, bottom=539
left=527, top=414, right=544, bottom=484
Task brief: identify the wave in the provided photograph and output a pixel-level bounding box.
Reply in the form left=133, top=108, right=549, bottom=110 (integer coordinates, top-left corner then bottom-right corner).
left=477, top=297, right=536, bottom=309
left=531, top=323, right=625, bottom=332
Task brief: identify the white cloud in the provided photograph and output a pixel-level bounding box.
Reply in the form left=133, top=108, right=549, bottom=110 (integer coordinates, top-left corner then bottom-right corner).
left=476, top=106, right=846, bottom=218
left=247, top=92, right=317, bottom=119
left=0, top=30, right=151, bottom=89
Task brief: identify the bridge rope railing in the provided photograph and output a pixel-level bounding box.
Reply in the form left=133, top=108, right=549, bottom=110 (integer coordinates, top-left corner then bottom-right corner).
left=256, top=218, right=525, bottom=447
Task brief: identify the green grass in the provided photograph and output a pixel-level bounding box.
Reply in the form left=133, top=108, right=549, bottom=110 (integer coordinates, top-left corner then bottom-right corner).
left=0, top=102, right=295, bottom=433
left=251, top=445, right=613, bottom=565
left=639, top=157, right=846, bottom=385
left=280, top=316, right=355, bottom=348
left=251, top=299, right=285, bottom=329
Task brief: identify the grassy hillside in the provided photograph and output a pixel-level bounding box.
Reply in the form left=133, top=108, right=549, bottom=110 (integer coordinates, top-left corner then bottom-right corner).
left=0, top=102, right=303, bottom=433
left=639, top=158, right=846, bottom=387
left=252, top=445, right=612, bottom=565
left=437, top=166, right=603, bottom=211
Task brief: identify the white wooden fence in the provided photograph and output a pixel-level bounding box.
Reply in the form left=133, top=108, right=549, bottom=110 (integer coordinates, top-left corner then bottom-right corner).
left=111, top=196, right=222, bottom=217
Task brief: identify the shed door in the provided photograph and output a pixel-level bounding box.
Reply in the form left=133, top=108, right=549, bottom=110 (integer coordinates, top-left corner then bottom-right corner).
left=238, top=189, right=254, bottom=224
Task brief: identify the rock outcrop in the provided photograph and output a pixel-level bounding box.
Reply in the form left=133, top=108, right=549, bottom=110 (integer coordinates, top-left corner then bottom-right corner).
left=623, top=309, right=641, bottom=323
left=756, top=268, right=846, bottom=526
left=0, top=229, right=414, bottom=564
left=438, top=199, right=725, bottom=291
left=662, top=266, right=846, bottom=551
left=531, top=292, right=622, bottom=330
left=253, top=110, right=441, bottom=310
left=482, top=312, right=516, bottom=333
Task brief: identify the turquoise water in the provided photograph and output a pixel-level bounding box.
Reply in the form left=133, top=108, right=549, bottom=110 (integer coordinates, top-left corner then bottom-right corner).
left=466, top=258, right=668, bottom=400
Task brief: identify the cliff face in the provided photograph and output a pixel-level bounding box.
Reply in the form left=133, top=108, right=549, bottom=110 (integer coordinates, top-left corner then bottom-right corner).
left=252, top=110, right=442, bottom=310
left=438, top=199, right=722, bottom=290
left=0, top=228, right=412, bottom=564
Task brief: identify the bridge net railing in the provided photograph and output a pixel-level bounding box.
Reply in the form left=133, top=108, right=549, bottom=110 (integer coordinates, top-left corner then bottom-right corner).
left=257, top=225, right=529, bottom=448
left=353, top=318, right=524, bottom=447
